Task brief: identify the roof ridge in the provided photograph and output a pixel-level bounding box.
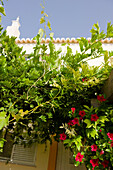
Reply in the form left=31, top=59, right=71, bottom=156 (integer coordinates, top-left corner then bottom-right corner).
left=15, top=38, right=113, bottom=44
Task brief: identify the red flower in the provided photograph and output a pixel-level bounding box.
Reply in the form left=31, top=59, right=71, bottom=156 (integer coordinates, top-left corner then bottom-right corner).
left=82, top=77, right=88, bottom=82
left=59, top=132, right=66, bottom=141
left=97, top=95, right=106, bottom=102
left=91, top=144, right=98, bottom=151
left=91, top=114, right=99, bottom=122
left=72, top=118, right=79, bottom=125
left=75, top=152, right=84, bottom=162
left=67, top=120, right=73, bottom=127
left=71, top=107, right=76, bottom=113
left=100, top=150, right=104, bottom=155
left=99, top=129, right=102, bottom=132
left=101, top=160, right=109, bottom=168
left=110, top=141, right=113, bottom=147
left=90, top=159, right=99, bottom=167
left=107, top=132, right=113, bottom=140
left=79, top=110, right=86, bottom=117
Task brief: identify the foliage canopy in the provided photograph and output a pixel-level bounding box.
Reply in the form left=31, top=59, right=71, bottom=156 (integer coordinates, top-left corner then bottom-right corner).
left=0, top=1, right=113, bottom=169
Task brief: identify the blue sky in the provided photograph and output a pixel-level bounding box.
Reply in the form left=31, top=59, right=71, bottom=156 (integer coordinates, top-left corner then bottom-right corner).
left=1, top=0, right=113, bottom=39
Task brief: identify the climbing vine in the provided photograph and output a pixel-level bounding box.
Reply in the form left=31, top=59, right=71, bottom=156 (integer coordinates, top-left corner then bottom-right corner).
left=0, top=0, right=113, bottom=169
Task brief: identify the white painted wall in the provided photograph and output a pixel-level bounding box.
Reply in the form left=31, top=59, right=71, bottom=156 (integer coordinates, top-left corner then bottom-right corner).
left=17, top=42, right=113, bottom=67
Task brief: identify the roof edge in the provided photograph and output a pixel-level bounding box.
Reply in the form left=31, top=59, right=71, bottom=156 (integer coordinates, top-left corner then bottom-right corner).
left=15, top=38, right=113, bottom=44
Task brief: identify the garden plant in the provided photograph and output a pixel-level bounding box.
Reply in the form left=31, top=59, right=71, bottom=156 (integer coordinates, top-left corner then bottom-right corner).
left=0, top=1, right=113, bottom=169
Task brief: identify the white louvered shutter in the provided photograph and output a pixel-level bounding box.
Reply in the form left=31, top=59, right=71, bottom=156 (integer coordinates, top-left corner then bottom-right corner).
left=10, top=142, right=37, bottom=166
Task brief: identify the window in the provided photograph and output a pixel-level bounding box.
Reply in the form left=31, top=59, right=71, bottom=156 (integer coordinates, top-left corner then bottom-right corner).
left=0, top=132, right=37, bottom=166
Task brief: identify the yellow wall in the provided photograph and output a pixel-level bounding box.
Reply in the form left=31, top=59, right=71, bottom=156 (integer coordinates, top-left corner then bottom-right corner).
left=0, top=142, right=50, bottom=170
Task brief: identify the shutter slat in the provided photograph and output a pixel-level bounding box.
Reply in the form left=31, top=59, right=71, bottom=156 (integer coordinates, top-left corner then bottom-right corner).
left=10, top=142, right=37, bottom=166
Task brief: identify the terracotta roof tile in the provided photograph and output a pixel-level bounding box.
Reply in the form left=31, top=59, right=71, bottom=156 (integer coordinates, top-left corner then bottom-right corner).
left=15, top=38, right=113, bottom=44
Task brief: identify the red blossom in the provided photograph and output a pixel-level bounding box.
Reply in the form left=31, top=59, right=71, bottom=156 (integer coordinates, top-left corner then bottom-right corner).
left=101, top=160, right=109, bottom=168
left=59, top=132, right=66, bottom=141
left=72, top=118, right=79, bottom=125
left=90, top=159, right=99, bottom=167
left=67, top=120, right=73, bottom=127
left=107, top=132, right=113, bottom=140
left=91, top=144, right=98, bottom=151
left=99, top=129, right=102, bottom=132
left=97, top=95, right=106, bottom=102
left=100, top=150, right=104, bottom=155
left=79, top=110, right=86, bottom=117
left=75, top=152, right=84, bottom=162
left=71, top=107, right=76, bottom=114
left=110, top=141, right=113, bottom=147
left=91, top=114, right=99, bottom=122
left=82, top=77, right=88, bottom=82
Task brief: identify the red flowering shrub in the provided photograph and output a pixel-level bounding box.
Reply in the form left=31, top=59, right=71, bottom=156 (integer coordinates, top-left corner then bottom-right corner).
left=59, top=132, right=66, bottom=141
left=72, top=118, right=79, bottom=125
left=91, top=114, right=99, bottom=121
left=90, top=159, right=99, bottom=167
left=79, top=110, right=86, bottom=117
left=107, top=132, right=113, bottom=140
left=100, top=150, right=104, bottom=155
left=82, top=77, right=88, bottom=82
left=75, top=152, right=84, bottom=162
left=101, top=160, right=109, bottom=168
left=67, top=120, right=73, bottom=127
left=91, top=144, right=98, bottom=151
left=71, top=107, right=76, bottom=113
left=59, top=98, right=113, bottom=169
left=99, top=129, right=102, bottom=132
left=110, top=141, right=113, bottom=147
left=97, top=95, right=106, bottom=102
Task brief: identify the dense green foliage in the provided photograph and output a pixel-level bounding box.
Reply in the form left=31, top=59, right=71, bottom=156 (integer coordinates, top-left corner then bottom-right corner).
left=1, top=1, right=113, bottom=168
left=0, top=21, right=113, bottom=145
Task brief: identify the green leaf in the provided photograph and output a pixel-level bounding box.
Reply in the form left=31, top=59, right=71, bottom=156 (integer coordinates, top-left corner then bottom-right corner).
left=83, top=105, right=90, bottom=110
left=107, top=22, right=113, bottom=38
left=90, top=129, right=98, bottom=138
left=86, top=129, right=98, bottom=138
left=0, top=15, right=1, bottom=23
left=79, top=41, right=84, bottom=52
left=99, top=116, right=109, bottom=123
left=84, top=119, right=92, bottom=128
left=38, top=28, right=44, bottom=38
left=39, top=115, right=47, bottom=122
left=63, top=139, right=71, bottom=144
left=0, top=5, right=6, bottom=16
left=105, top=149, right=111, bottom=152
left=93, top=22, right=99, bottom=32
left=49, top=32, right=54, bottom=39
left=0, top=112, right=10, bottom=130
left=47, top=112, right=52, bottom=119
left=104, top=51, right=109, bottom=64
left=0, top=138, right=5, bottom=152
left=40, top=3, right=45, bottom=9
left=44, top=13, right=48, bottom=17
left=73, top=136, right=82, bottom=151
left=47, top=21, right=52, bottom=31
left=40, top=17, right=45, bottom=24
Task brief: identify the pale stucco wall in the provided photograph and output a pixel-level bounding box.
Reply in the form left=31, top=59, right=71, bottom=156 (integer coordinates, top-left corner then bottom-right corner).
left=18, top=42, right=113, bottom=67
left=0, top=142, right=50, bottom=170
